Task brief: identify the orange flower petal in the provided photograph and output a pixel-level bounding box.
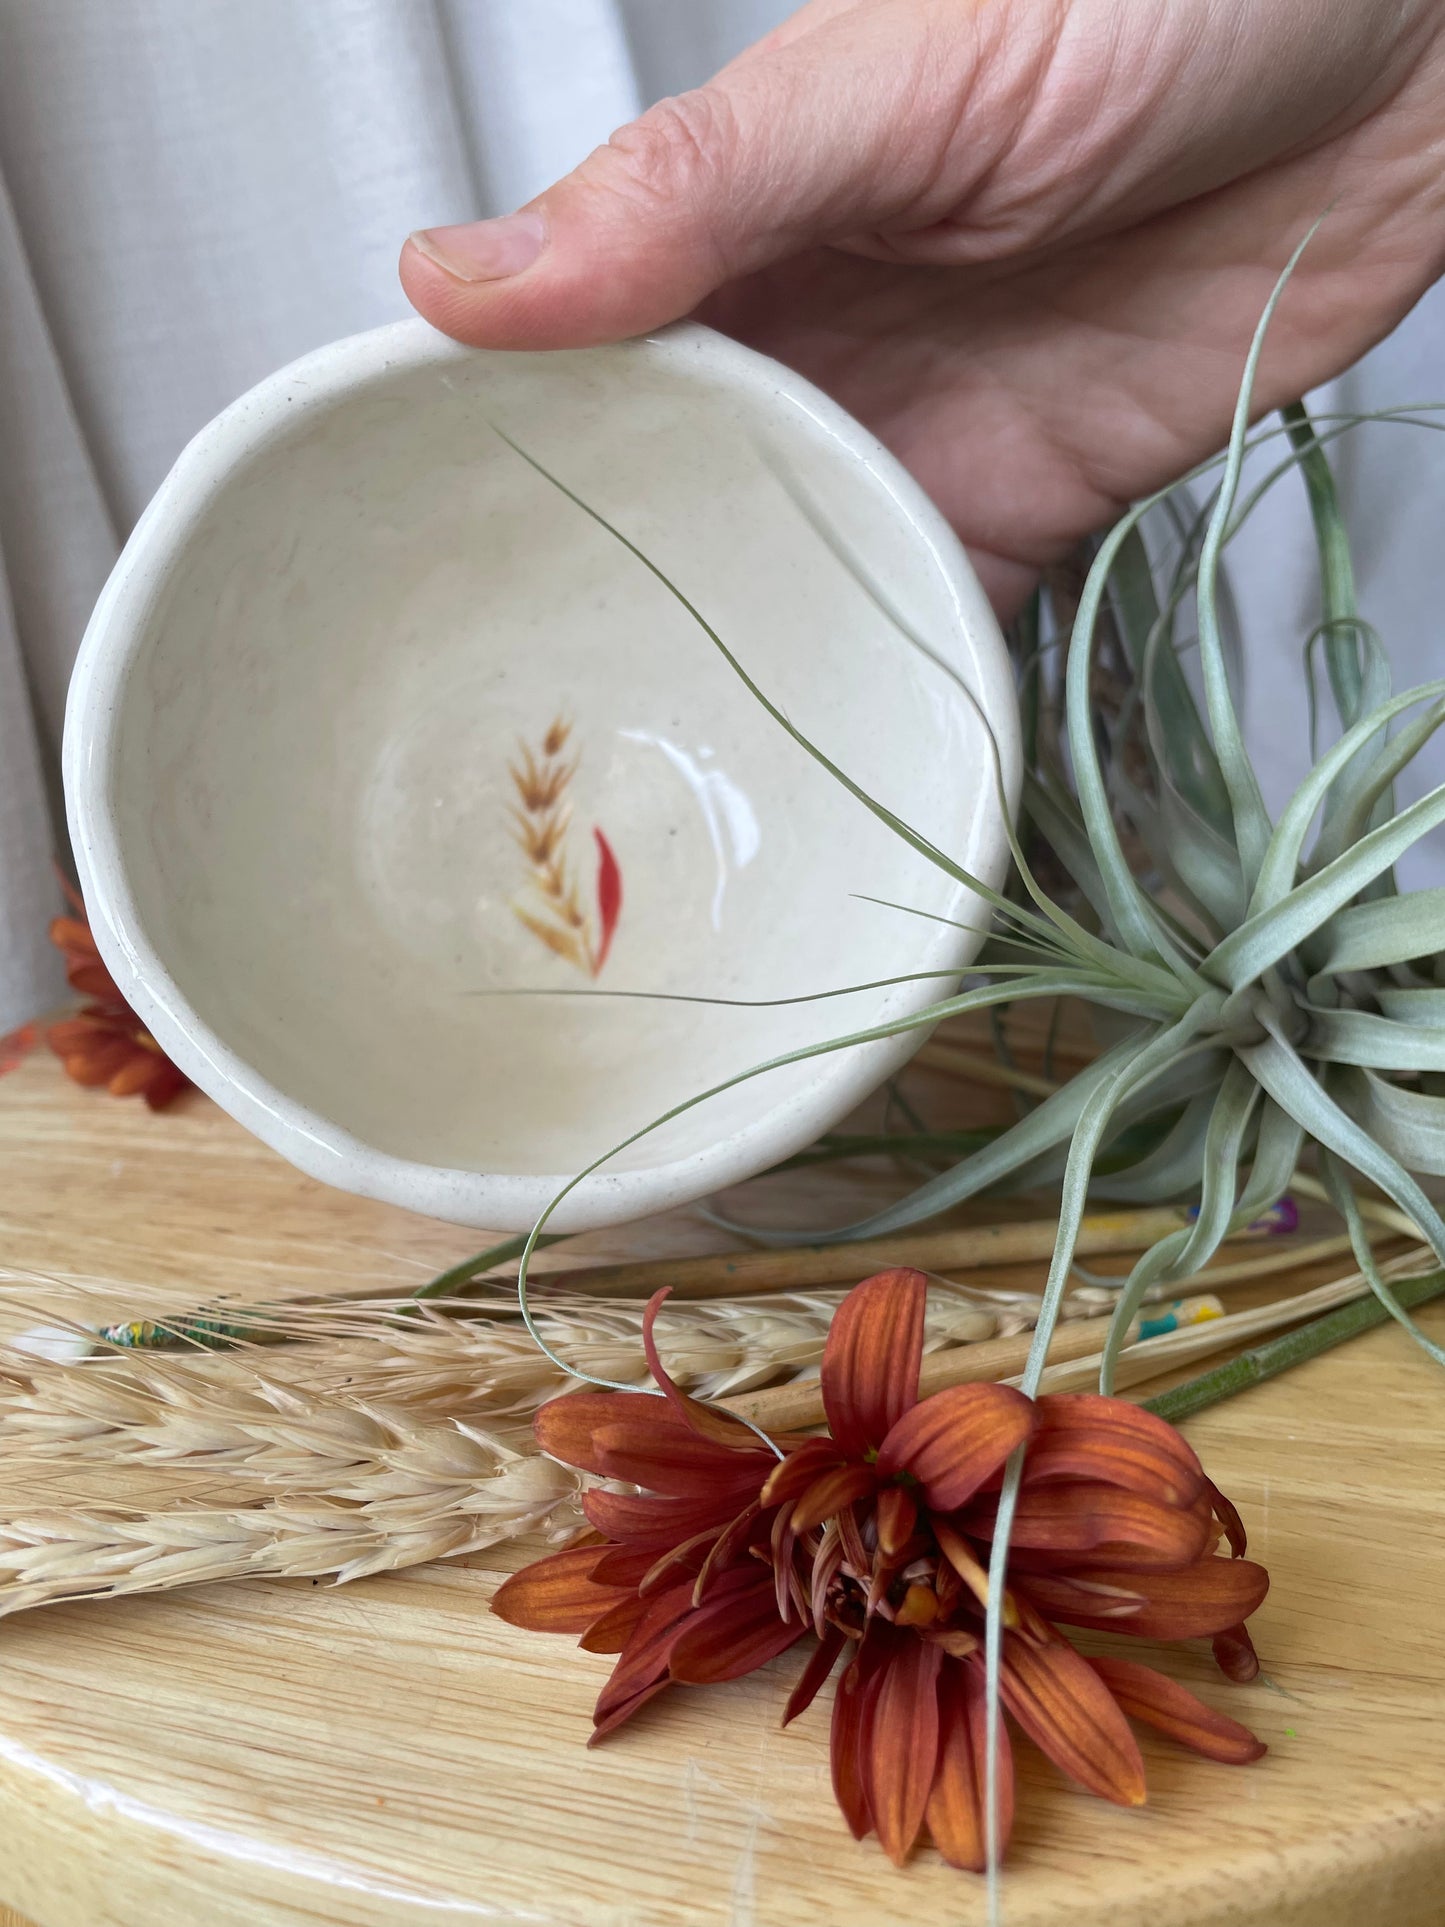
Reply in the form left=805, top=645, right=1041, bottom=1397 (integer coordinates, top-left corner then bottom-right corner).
left=1000, top=1633, right=1145, bottom=1806
left=783, top=1625, right=847, bottom=1727
left=66, top=960, right=122, bottom=1000
left=1019, top=1555, right=1269, bottom=1640
left=875, top=1484, right=918, bottom=1559
left=49, top=915, right=98, bottom=958
left=669, top=1572, right=804, bottom=1684
left=63, top=1038, right=135, bottom=1086
left=1088, top=1657, right=1266, bottom=1765
left=534, top=1390, right=687, bottom=1475
left=760, top=1436, right=845, bottom=1507
left=45, top=1016, right=112, bottom=1054
left=926, top=1658, right=1011, bottom=1873
left=864, top=1630, right=943, bottom=1864
left=970, top=1481, right=1212, bottom=1570
left=876, top=1381, right=1036, bottom=1510
left=1028, top=1394, right=1206, bottom=1507
left=790, top=1462, right=879, bottom=1535
left=489, top=1544, right=626, bottom=1633
left=109, top=1052, right=161, bottom=1098
left=590, top=1419, right=773, bottom=1497
left=821, top=1268, right=927, bottom=1457
left=0, top=1021, right=37, bottom=1074
left=578, top=1592, right=651, bottom=1654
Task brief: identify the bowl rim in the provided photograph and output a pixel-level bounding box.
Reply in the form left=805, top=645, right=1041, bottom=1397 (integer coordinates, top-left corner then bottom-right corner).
left=64, top=316, right=1019, bottom=1232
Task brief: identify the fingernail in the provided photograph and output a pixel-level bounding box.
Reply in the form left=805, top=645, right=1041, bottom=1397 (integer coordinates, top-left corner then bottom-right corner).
left=408, top=212, right=547, bottom=283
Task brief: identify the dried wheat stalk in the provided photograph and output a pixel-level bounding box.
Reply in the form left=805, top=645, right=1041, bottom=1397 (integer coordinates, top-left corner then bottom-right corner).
left=0, top=1374, right=582, bottom=1616
left=509, top=717, right=599, bottom=972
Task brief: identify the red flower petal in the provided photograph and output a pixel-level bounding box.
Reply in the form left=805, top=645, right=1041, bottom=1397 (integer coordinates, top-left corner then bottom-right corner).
left=489, top=1544, right=626, bottom=1633
left=1000, top=1633, right=1145, bottom=1806
left=669, top=1571, right=805, bottom=1684
left=592, top=827, right=622, bottom=974
left=831, top=1636, right=885, bottom=1840
left=534, top=1390, right=688, bottom=1475
left=790, top=1462, right=880, bottom=1535
left=590, top=1419, right=773, bottom=1497
left=588, top=1679, right=669, bottom=1744
left=783, top=1625, right=847, bottom=1727
left=1027, top=1394, right=1206, bottom=1507
left=1018, top=1555, right=1270, bottom=1640
left=1212, top=1622, right=1262, bottom=1682
left=969, top=1481, right=1211, bottom=1570
left=1207, top=1478, right=1249, bottom=1557
left=583, top=1487, right=744, bottom=1547
left=594, top=1580, right=699, bottom=1722
left=864, top=1630, right=943, bottom=1864
left=877, top=1382, right=1036, bottom=1511
left=1088, top=1657, right=1266, bottom=1765
left=821, top=1268, right=927, bottom=1457
left=590, top=1543, right=673, bottom=1588
left=140, top=1059, right=189, bottom=1109
left=926, top=1657, right=1012, bottom=1872
left=641, top=1288, right=767, bottom=1449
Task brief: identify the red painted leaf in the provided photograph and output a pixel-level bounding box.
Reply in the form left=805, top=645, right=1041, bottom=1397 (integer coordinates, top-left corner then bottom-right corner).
left=593, top=827, right=622, bottom=973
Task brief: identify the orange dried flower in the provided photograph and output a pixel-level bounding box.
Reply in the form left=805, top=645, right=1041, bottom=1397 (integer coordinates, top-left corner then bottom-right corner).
left=46, top=914, right=187, bottom=1110
left=496, top=1269, right=1268, bottom=1871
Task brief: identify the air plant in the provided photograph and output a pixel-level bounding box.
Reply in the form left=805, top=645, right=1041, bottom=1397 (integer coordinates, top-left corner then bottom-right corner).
left=492, top=230, right=1445, bottom=1893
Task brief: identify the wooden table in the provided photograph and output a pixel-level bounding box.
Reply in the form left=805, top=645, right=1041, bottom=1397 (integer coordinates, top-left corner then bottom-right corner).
left=1, top=1047, right=1443, bottom=1926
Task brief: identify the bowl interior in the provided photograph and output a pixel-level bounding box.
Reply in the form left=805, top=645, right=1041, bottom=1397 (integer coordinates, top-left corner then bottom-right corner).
left=96, top=327, right=1008, bottom=1206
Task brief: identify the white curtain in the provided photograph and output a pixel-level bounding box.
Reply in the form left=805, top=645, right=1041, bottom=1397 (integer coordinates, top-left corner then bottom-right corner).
left=0, top=0, right=1440, bottom=1029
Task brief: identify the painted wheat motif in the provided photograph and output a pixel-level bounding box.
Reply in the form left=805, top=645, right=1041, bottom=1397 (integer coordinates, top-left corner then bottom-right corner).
left=508, top=718, right=622, bottom=975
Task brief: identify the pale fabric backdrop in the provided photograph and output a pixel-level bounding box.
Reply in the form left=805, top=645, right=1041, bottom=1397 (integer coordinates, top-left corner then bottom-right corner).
left=0, top=0, right=1440, bottom=1030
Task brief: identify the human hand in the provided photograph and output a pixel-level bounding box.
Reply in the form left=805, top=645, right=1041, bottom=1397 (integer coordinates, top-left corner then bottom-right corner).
left=400, top=0, right=1445, bottom=615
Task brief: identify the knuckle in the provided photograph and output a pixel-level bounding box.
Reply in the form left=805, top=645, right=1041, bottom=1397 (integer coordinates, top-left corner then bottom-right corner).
left=603, top=89, right=740, bottom=209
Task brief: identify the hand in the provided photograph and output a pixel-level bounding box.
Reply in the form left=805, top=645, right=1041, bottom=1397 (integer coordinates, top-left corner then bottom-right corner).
left=400, top=0, right=1445, bottom=615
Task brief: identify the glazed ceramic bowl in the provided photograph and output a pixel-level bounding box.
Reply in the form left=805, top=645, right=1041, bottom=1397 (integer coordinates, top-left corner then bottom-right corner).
left=65, top=320, right=1018, bottom=1231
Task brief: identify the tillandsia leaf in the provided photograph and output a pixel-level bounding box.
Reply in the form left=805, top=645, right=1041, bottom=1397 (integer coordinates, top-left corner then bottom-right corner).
left=1097, top=1059, right=1260, bottom=1393
left=1282, top=400, right=1368, bottom=728
left=1377, top=985, right=1445, bottom=1027
left=1311, top=888, right=1445, bottom=975
left=1333, top=1066, right=1445, bottom=1176
left=1107, top=524, right=1229, bottom=827
left=1208, top=776, right=1445, bottom=993
left=1082, top=1091, right=1221, bottom=1204
left=750, top=1031, right=1201, bottom=1245
left=1317, top=1146, right=1445, bottom=1369
left=1063, top=508, right=1210, bottom=977
left=1302, top=1006, right=1445, bottom=1071
left=1187, top=231, right=1329, bottom=888
left=1233, top=682, right=1445, bottom=920
left=1243, top=1015, right=1445, bottom=1274
left=1309, top=690, right=1445, bottom=877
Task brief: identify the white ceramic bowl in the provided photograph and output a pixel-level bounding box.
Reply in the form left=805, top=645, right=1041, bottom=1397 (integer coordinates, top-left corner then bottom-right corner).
left=65, top=320, right=1018, bottom=1231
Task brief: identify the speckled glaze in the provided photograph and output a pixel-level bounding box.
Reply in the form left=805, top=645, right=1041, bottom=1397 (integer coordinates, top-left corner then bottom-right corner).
left=64, top=320, right=1019, bottom=1231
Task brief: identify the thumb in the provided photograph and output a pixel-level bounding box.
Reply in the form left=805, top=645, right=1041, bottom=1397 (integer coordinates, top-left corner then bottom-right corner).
left=399, top=5, right=973, bottom=349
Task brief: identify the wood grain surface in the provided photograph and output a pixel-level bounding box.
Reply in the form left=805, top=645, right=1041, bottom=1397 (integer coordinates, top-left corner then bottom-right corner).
left=1, top=1042, right=1443, bottom=1927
